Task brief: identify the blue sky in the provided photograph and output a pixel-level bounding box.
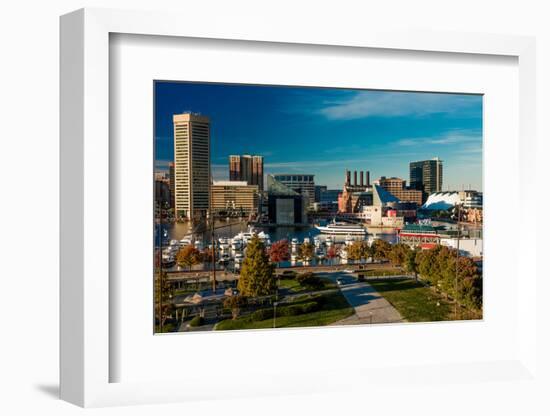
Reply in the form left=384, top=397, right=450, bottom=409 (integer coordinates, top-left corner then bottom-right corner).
left=155, top=82, right=482, bottom=190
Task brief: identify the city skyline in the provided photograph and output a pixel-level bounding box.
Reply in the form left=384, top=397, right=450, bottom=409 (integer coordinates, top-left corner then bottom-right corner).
left=155, top=81, right=483, bottom=190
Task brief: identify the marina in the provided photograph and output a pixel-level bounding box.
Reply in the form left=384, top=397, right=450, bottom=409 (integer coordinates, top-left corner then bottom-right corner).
left=155, top=217, right=404, bottom=272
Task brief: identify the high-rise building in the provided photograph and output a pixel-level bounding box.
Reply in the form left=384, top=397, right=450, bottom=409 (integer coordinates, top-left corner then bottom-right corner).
left=173, top=113, right=210, bottom=221
left=266, top=175, right=307, bottom=225
left=375, top=176, right=423, bottom=206
left=410, top=158, right=443, bottom=201
left=229, top=154, right=264, bottom=191
left=155, top=179, right=171, bottom=208
left=314, top=185, right=327, bottom=202
left=168, top=162, right=175, bottom=209
left=210, top=181, right=259, bottom=215
left=273, top=174, right=315, bottom=207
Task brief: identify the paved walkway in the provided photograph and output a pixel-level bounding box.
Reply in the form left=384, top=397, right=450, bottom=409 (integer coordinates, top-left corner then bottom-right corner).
left=316, top=272, right=403, bottom=325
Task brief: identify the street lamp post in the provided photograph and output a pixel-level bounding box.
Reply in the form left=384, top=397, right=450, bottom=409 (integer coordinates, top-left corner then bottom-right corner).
left=455, top=204, right=462, bottom=319
left=273, top=302, right=278, bottom=328
left=156, top=202, right=165, bottom=333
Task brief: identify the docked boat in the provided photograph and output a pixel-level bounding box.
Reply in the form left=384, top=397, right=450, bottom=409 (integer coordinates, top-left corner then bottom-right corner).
left=230, top=237, right=243, bottom=251
left=194, top=238, right=204, bottom=251
left=161, top=254, right=176, bottom=267
left=179, top=235, right=193, bottom=246
left=315, top=221, right=367, bottom=236
left=218, top=237, right=230, bottom=250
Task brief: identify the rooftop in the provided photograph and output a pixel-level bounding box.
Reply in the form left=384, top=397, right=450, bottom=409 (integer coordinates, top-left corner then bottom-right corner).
left=401, top=223, right=447, bottom=233
left=212, top=180, right=250, bottom=187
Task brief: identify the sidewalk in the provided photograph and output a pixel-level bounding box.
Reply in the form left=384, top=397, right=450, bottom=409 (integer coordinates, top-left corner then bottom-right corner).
left=332, top=280, right=403, bottom=325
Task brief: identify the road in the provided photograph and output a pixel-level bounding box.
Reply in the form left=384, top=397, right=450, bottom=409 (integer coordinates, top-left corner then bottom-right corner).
left=316, top=272, right=403, bottom=325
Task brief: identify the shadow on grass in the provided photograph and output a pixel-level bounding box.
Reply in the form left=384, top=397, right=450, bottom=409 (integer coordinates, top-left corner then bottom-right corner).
left=366, top=278, right=423, bottom=293
left=339, top=287, right=381, bottom=306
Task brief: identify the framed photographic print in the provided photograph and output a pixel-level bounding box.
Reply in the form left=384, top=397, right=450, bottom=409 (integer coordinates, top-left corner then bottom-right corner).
left=152, top=81, right=483, bottom=335
left=60, top=7, right=538, bottom=408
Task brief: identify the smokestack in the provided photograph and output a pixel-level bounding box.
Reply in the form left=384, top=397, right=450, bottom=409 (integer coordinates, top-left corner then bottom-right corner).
left=360, top=171, right=364, bottom=187
left=345, top=170, right=350, bottom=186
left=366, top=171, right=370, bottom=187
left=354, top=171, right=357, bottom=186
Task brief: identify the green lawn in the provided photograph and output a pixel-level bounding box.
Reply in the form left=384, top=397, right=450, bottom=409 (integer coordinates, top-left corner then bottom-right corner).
left=278, top=277, right=337, bottom=293
left=155, top=320, right=178, bottom=333
left=215, top=291, right=353, bottom=331
left=366, top=278, right=458, bottom=322
left=278, top=278, right=302, bottom=292
left=358, top=268, right=405, bottom=277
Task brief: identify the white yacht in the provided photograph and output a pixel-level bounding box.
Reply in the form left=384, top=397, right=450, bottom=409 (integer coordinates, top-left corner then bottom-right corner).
left=345, top=234, right=356, bottom=244
left=195, top=239, right=204, bottom=251
left=179, top=236, right=193, bottom=246
left=315, top=221, right=367, bottom=236
left=218, top=237, right=230, bottom=250
left=235, top=230, right=254, bottom=244
left=291, top=238, right=299, bottom=254
left=234, top=253, right=243, bottom=270
left=231, top=236, right=243, bottom=251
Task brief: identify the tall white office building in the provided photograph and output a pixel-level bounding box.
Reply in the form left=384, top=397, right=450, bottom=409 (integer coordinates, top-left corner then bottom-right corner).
left=173, top=113, right=210, bottom=221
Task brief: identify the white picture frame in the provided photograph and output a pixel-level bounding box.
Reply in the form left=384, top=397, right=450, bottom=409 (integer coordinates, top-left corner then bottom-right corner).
left=60, top=7, right=538, bottom=408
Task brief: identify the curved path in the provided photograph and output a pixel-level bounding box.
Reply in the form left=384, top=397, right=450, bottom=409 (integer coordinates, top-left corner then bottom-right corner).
left=316, top=272, right=403, bottom=325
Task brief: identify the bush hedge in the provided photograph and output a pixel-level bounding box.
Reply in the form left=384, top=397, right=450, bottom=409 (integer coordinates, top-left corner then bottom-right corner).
left=296, top=273, right=324, bottom=289
left=189, top=316, right=204, bottom=327
left=251, top=308, right=274, bottom=321
left=247, top=301, right=320, bottom=322
left=278, top=301, right=319, bottom=317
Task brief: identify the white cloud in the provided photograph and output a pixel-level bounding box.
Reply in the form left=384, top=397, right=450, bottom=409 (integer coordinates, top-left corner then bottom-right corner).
left=319, top=91, right=480, bottom=120
left=395, top=129, right=482, bottom=147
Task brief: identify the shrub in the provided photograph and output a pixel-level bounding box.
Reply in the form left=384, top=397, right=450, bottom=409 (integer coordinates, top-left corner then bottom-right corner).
left=300, top=301, right=319, bottom=314
left=189, top=316, right=204, bottom=327
left=251, top=308, right=274, bottom=321
left=296, top=273, right=323, bottom=290
left=279, top=304, right=301, bottom=316
left=277, top=301, right=319, bottom=317
left=224, top=295, right=247, bottom=319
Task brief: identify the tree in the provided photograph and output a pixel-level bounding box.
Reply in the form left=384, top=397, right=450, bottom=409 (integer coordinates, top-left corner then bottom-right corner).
left=176, top=244, right=202, bottom=270
left=155, top=270, right=174, bottom=331
left=371, top=239, right=392, bottom=261
left=415, top=246, right=482, bottom=309
left=299, top=242, right=315, bottom=262
left=296, top=272, right=323, bottom=290
left=326, top=245, right=339, bottom=266
left=268, top=239, right=290, bottom=265
left=201, top=247, right=213, bottom=269
left=237, top=235, right=276, bottom=297
left=223, top=295, right=247, bottom=319
left=388, top=243, right=410, bottom=266
left=347, top=241, right=370, bottom=262
left=404, top=247, right=420, bottom=281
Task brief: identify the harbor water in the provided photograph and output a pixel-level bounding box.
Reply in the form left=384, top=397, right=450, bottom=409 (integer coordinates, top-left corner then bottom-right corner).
left=155, top=219, right=398, bottom=247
